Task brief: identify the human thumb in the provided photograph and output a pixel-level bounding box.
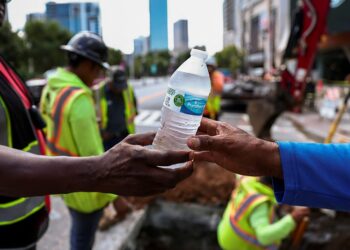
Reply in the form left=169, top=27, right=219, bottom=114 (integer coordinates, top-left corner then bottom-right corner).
left=187, top=135, right=217, bottom=151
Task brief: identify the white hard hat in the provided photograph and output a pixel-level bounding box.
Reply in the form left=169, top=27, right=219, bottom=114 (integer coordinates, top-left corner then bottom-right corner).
left=206, top=56, right=217, bottom=67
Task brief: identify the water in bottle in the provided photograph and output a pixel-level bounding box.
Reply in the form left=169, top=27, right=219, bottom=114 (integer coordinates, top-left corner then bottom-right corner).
left=152, top=49, right=211, bottom=166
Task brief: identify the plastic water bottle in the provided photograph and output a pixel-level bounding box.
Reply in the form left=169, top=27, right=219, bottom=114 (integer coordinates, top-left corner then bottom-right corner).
left=153, top=49, right=210, bottom=163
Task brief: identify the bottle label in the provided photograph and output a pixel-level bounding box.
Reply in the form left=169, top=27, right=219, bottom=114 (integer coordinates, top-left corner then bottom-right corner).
left=163, top=87, right=207, bottom=116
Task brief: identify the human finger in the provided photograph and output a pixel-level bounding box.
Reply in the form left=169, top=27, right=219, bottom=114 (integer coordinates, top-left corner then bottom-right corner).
left=170, top=161, right=194, bottom=182
left=187, top=135, right=220, bottom=151
left=192, top=151, right=215, bottom=163
left=151, top=161, right=194, bottom=189
left=144, top=149, right=190, bottom=166
left=197, top=118, right=219, bottom=136
left=123, top=132, right=156, bottom=146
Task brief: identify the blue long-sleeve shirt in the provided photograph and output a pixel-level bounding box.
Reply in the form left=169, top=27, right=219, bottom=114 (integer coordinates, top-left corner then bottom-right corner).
left=273, top=142, right=350, bottom=211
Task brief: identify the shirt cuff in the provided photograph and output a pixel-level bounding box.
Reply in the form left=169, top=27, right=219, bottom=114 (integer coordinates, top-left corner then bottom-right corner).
left=272, top=142, right=299, bottom=204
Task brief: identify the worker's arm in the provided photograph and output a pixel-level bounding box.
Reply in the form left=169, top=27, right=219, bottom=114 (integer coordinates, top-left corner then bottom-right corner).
left=274, top=142, right=350, bottom=211
left=187, top=118, right=350, bottom=211
left=0, top=133, right=193, bottom=197
left=250, top=203, right=296, bottom=246
left=69, top=94, right=104, bottom=156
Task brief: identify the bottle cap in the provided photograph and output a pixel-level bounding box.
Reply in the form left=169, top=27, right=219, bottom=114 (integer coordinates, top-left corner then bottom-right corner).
left=190, top=49, right=208, bottom=61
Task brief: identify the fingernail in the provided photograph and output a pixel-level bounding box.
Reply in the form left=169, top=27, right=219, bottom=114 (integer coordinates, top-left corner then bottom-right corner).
left=188, top=137, right=200, bottom=148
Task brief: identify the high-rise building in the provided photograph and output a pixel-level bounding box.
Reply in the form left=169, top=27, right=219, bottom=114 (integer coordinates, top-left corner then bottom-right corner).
left=134, top=36, right=149, bottom=56
left=27, top=13, right=46, bottom=22
left=223, top=0, right=235, bottom=47
left=174, top=19, right=188, bottom=53
left=149, top=0, right=168, bottom=51
left=45, top=2, right=101, bottom=35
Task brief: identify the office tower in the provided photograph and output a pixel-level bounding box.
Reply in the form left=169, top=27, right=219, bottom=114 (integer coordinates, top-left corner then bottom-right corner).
left=174, top=19, right=188, bottom=53
left=149, top=0, right=168, bottom=51
left=46, top=2, right=101, bottom=35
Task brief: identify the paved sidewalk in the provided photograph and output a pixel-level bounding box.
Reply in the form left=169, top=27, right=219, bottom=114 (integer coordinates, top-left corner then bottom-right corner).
left=37, top=197, right=147, bottom=250
left=286, top=112, right=350, bottom=143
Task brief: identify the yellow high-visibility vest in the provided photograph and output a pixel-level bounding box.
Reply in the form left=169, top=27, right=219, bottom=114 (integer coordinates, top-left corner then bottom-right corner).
left=40, top=69, right=116, bottom=213
left=217, top=177, right=278, bottom=250
left=99, top=82, right=136, bottom=134
left=0, top=96, right=45, bottom=226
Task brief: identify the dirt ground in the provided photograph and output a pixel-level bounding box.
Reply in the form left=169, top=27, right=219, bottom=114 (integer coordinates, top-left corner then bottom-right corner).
left=127, top=162, right=236, bottom=208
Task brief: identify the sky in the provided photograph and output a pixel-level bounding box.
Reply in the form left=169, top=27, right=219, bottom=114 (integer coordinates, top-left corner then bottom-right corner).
left=7, top=0, right=224, bottom=55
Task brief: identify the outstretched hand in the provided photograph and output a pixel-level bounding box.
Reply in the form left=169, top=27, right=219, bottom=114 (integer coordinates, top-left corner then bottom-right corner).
left=187, top=118, right=282, bottom=178
left=94, top=132, right=193, bottom=196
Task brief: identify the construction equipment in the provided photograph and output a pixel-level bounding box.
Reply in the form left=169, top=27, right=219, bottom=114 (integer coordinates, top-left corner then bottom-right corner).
left=247, top=0, right=332, bottom=139
left=290, top=217, right=310, bottom=250
left=324, top=90, right=350, bottom=143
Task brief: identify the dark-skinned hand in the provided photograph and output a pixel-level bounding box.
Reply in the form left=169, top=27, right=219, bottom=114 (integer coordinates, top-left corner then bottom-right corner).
left=187, top=118, right=282, bottom=178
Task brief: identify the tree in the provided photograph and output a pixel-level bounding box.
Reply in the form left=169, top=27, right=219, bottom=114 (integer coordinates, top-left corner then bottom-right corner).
left=0, top=22, right=27, bottom=77
left=132, top=50, right=171, bottom=77
left=108, top=48, right=123, bottom=66
left=215, top=45, right=243, bottom=76
left=156, top=50, right=171, bottom=76
left=133, top=55, right=144, bottom=79
left=24, top=20, right=71, bottom=77
left=173, top=50, right=191, bottom=72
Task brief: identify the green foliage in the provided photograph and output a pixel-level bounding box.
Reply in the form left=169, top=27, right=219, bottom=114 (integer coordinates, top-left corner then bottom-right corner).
left=155, top=50, right=171, bottom=75
left=108, top=48, right=123, bottom=65
left=0, top=22, right=27, bottom=75
left=173, top=50, right=191, bottom=72
left=24, top=20, right=71, bottom=77
left=133, top=50, right=171, bottom=77
left=215, top=45, right=243, bottom=76
left=133, top=56, right=144, bottom=78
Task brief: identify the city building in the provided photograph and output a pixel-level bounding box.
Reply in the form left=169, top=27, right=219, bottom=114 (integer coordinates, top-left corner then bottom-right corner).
left=45, top=2, right=101, bottom=35
left=173, top=19, right=188, bottom=54
left=149, top=0, right=168, bottom=51
left=133, top=36, right=149, bottom=56
left=226, top=0, right=350, bottom=83
left=223, top=0, right=235, bottom=47
left=27, top=13, right=46, bottom=22
left=230, top=0, right=297, bottom=76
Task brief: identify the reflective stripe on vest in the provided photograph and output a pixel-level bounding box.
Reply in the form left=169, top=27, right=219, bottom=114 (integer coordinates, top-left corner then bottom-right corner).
left=46, top=87, right=81, bottom=156
left=24, top=140, right=41, bottom=155
left=229, top=215, right=278, bottom=250
left=234, top=194, right=265, bottom=221
left=0, top=96, right=10, bottom=146
left=229, top=193, right=278, bottom=250
left=0, top=98, right=44, bottom=225
left=123, top=85, right=136, bottom=134
left=0, top=197, right=45, bottom=226
left=0, top=138, right=44, bottom=225
left=0, top=59, right=47, bottom=226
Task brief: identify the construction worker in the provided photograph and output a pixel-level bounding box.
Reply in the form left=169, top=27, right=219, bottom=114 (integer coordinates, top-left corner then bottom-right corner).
left=0, top=0, right=49, bottom=249
left=203, top=56, right=224, bottom=121
left=40, top=31, right=117, bottom=250
left=0, top=0, right=192, bottom=206
left=218, top=176, right=309, bottom=250
left=99, top=66, right=137, bottom=150
left=187, top=118, right=350, bottom=211
left=95, top=66, right=138, bottom=229
left=0, top=5, right=192, bottom=248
